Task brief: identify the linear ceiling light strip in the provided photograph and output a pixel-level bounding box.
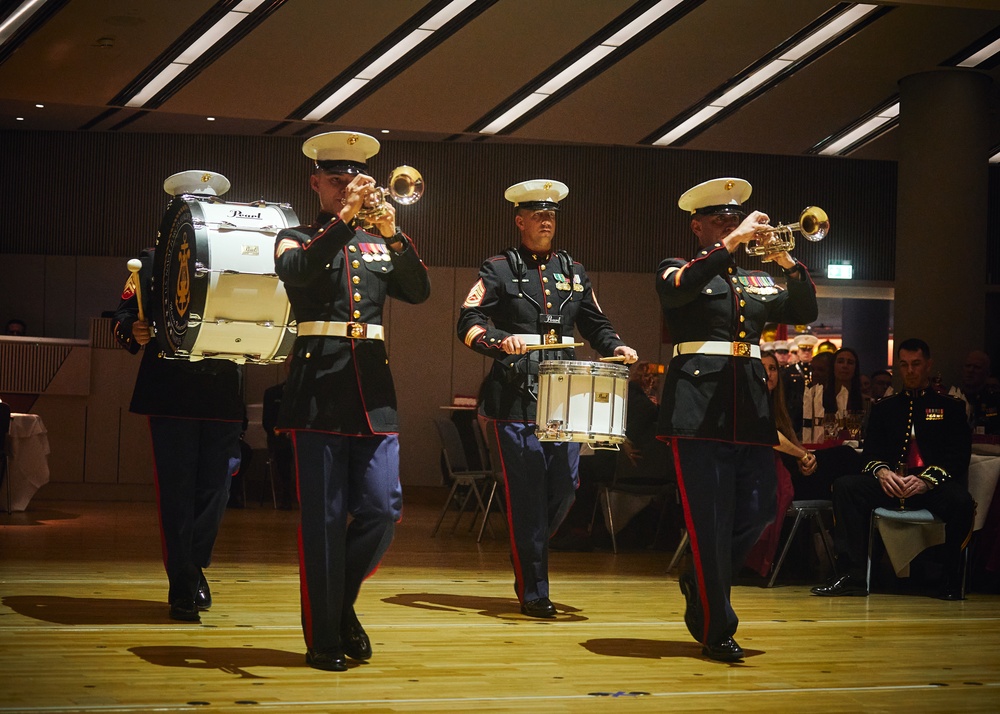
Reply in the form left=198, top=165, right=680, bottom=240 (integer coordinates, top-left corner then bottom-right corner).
left=110, top=0, right=285, bottom=110
left=644, top=2, right=887, bottom=147
left=0, top=0, right=69, bottom=66
left=291, top=0, right=494, bottom=123
left=467, top=0, right=703, bottom=136
left=810, top=23, right=1000, bottom=156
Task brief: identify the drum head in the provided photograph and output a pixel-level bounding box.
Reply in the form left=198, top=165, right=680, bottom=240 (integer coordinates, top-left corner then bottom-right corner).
left=151, top=197, right=208, bottom=357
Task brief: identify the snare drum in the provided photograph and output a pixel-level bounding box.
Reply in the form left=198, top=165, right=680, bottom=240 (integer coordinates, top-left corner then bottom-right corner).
left=151, top=195, right=300, bottom=363
left=535, top=360, right=629, bottom=444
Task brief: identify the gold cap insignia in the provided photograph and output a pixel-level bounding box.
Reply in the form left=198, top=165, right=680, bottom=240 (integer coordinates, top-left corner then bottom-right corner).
left=201, top=173, right=212, bottom=183
left=724, top=180, right=734, bottom=191
left=348, top=135, right=359, bottom=145
left=543, top=182, right=552, bottom=190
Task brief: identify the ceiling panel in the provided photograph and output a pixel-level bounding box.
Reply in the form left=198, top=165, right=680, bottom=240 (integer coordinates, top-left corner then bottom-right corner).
left=0, top=0, right=996, bottom=161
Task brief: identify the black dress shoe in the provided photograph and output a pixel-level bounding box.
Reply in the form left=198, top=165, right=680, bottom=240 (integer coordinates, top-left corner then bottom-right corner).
left=702, top=637, right=744, bottom=662
left=678, top=571, right=704, bottom=641
left=520, top=597, right=556, bottom=618
left=306, top=649, right=347, bottom=672
left=195, top=574, right=212, bottom=610
left=169, top=599, right=200, bottom=622
left=341, top=610, right=372, bottom=660
left=811, top=573, right=868, bottom=597
left=934, top=583, right=964, bottom=601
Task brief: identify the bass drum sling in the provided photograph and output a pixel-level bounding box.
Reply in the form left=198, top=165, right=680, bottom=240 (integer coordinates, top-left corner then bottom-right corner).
left=151, top=194, right=299, bottom=364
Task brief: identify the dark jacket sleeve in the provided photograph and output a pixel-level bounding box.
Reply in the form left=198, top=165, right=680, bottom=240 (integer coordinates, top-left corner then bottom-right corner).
left=385, top=232, right=431, bottom=305
left=274, top=217, right=356, bottom=287
left=112, top=250, right=153, bottom=355
left=573, top=265, right=626, bottom=357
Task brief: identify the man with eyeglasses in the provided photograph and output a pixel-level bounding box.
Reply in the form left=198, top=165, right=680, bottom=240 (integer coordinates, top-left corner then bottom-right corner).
left=656, top=177, right=818, bottom=661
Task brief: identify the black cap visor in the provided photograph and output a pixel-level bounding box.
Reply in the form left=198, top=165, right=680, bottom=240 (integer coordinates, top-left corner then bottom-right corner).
left=316, top=159, right=368, bottom=175
left=694, top=204, right=745, bottom=218
left=516, top=200, right=560, bottom=212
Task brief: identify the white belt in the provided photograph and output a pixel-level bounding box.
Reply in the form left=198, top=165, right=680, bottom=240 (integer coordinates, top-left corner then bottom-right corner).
left=512, top=333, right=576, bottom=346
left=673, top=340, right=760, bottom=359
left=297, top=321, right=384, bottom=340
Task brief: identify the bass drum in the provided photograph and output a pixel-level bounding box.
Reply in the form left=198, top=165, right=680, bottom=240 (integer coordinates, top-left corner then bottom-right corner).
left=151, top=195, right=299, bottom=364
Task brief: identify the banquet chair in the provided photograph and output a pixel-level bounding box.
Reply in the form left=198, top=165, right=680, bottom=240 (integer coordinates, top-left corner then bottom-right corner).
left=0, top=402, right=10, bottom=513
left=431, top=418, right=492, bottom=537
left=767, top=500, right=837, bottom=587
left=591, top=468, right=674, bottom=554
left=472, top=420, right=506, bottom=542
left=866, top=507, right=969, bottom=598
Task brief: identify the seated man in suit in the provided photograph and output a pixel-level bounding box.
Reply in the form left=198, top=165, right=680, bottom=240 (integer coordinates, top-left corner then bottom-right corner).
left=811, top=338, right=974, bottom=600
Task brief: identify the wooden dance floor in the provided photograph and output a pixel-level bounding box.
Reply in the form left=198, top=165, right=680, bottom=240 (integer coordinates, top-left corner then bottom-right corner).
left=2, top=492, right=999, bottom=713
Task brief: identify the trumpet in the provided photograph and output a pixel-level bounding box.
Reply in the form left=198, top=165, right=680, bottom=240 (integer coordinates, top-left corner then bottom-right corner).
left=746, top=206, right=829, bottom=256
left=356, top=165, right=424, bottom=227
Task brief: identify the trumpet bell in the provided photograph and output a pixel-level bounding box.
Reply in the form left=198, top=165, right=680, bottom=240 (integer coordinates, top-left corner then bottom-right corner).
left=388, top=165, right=423, bottom=206
left=799, top=206, right=829, bottom=242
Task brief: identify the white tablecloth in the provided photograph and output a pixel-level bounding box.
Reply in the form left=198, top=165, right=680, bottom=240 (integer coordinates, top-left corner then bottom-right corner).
left=876, top=452, right=1000, bottom=576
left=969, top=452, right=1000, bottom=532
left=4, top=413, right=50, bottom=511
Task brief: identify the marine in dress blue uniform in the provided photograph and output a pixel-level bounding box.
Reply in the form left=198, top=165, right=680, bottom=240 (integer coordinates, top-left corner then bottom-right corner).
left=458, top=180, right=637, bottom=617
left=274, top=131, right=431, bottom=671
left=812, top=338, right=974, bottom=600
left=113, top=170, right=244, bottom=623
left=656, top=178, right=818, bottom=661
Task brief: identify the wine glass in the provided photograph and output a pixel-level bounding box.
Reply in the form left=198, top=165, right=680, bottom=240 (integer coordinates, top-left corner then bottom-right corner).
left=845, top=411, right=863, bottom=442
left=822, top=414, right=840, bottom=442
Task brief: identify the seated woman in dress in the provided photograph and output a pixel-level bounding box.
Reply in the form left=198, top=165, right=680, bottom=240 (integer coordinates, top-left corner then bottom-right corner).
left=745, top=352, right=818, bottom=577
left=796, top=347, right=865, bottom=499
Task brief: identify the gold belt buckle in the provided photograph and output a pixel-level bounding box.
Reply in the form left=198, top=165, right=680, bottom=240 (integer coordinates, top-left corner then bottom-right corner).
left=347, top=322, right=367, bottom=339
left=732, top=342, right=751, bottom=357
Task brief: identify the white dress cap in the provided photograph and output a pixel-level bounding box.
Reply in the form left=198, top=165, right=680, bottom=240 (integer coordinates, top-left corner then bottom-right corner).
left=678, top=177, right=752, bottom=214
left=163, top=170, right=231, bottom=197
left=302, top=131, right=380, bottom=174
left=794, top=334, right=819, bottom=347
left=504, top=179, right=569, bottom=210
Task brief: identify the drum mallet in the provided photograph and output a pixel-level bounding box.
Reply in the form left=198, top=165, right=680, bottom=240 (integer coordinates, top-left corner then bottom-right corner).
left=127, top=259, right=145, bottom=322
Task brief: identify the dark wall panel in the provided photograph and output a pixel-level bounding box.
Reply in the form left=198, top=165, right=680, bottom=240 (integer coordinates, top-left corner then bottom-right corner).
left=1, top=130, right=994, bottom=283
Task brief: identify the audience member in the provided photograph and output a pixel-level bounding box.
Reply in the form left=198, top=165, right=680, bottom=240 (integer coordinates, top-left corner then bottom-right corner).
left=802, top=347, right=865, bottom=444
left=4, top=319, right=26, bottom=336
left=811, top=338, right=974, bottom=601
left=773, top=340, right=791, bottom=368
left=870, top=369, right=893, bottom=400
left=948, top=350, right=1000, bottom=436
left=744, top=352, right=815, bottom=577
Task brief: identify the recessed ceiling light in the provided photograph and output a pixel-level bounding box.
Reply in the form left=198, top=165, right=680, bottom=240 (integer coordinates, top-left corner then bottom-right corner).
left=16, top=117, right=24, bottom=121
left=35, top=103, right=43, bottom=108
left=380, top=129, right=390, bottom=134
left=206, top=117, right=215, bottom=121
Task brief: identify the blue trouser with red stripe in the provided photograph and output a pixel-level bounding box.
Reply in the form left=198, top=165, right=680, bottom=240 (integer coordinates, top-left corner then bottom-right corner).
left=671, top=438, right=776, bottom=645
left=148, top=416, right=241, bottom=603
left=484, top=420, right=579, bottom=604
left=291, top=431, right=403, bottom=653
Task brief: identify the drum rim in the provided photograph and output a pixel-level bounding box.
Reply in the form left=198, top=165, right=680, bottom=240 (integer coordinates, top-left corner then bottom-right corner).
left=537, top=359, right=629, bottom=376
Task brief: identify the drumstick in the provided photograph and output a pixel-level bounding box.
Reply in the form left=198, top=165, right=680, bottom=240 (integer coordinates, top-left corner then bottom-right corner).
left=127, top=259, right=145, bottom=322
left=524, top=342, right=584, bottom=352
left=599, top=355, right=628, bottom=363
